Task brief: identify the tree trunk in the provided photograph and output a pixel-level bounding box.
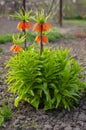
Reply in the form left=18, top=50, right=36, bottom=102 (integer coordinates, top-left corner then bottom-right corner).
left=22, top=0, right=27, bottom=48
left=59, top=0, right=63, bottom=27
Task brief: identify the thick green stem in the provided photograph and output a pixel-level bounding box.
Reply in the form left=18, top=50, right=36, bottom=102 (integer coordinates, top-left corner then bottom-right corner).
left=22, top=0, right=27, bottom=48
left=40, top=24, right=43, bottom=55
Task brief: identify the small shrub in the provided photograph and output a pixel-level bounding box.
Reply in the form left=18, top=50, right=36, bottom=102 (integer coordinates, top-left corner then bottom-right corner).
left=74, top=14, right=83, bottom=20
left=0, top=48, right=3, bottom=53
left=0, top=34, right=12, bottom=44
left=83, top=15, right=86, bottom=20
left=0, top=103, right=12, bottom=126
left=1, top=104, right=12, bottom=121
left=46, top=32, right=63, bottom=42
left=6, top=45, right=85, bottom=110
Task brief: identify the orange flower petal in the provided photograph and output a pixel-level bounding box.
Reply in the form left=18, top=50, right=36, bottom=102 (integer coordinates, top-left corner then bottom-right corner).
left=35, top=35, right=48, bottom=44
left=17, top=22, right=31, bottom=30
left=10, top=45, right=23, bottom=53
left=33, top=23, right=41, bottom=32
left=33, top=23, right=51, bottom=32
left=42, top=23, right=52, bottom=32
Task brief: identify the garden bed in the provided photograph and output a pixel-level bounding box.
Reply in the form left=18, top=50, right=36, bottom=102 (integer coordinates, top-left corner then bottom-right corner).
left=0, top=17, right=86, bottom=130
left=0, top=37, right=86, bottom=130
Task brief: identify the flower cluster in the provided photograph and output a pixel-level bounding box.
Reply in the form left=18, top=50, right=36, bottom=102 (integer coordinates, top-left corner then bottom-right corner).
left=10, top=10, right=32, bottom=53
left=33, top=23, right=51, bottom=44
left=10, top=34, right=25, bottom=53
left=10, top=45, right=23, bottom=53
left=32, top=10, right=51, bottom=45
left=10, top=9, right=51, bottom=54
left=17, top=21, right=31, bottom=31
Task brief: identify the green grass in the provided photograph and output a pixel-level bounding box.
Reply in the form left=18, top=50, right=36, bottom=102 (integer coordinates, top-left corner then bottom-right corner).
left=46, top=32, right=64, bottom=42
left=63, top=19, right=86, bottom=25
left=0, top=103, right=12, bottom=126
left=0, top=47, right=3, bottom=53
left=26, top=32, right=36, bottom=43
left=26, top=32, right=64, bottom=43
left=0, top=34, right=12, bottom=44
left=0, top=31, right=64, bottom=44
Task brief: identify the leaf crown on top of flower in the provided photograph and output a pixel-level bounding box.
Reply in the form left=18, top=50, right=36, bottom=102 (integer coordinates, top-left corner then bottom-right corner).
left=10, top=9, right=32, bottom=21
left=32, top=9, right=51, bottom=24
left=12, top=33, right=26, bottom=45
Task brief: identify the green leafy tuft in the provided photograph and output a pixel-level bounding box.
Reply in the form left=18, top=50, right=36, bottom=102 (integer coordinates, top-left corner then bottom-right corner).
left=6, top=45, right=85, bottom=110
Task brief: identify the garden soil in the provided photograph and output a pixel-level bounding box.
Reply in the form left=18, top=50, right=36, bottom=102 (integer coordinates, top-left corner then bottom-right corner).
left=0, top=16, right=86, bottom=130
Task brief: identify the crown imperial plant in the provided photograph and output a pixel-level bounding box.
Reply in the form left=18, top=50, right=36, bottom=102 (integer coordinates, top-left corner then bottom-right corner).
left=6, top=46, right=85, bottom=110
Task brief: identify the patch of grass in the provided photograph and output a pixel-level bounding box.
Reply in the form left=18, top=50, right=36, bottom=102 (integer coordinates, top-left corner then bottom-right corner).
left=26, top=31, right=64, bottom=43
left=0, top=34, right=12, bottom=44
left=0, top=31, right=64, bottom=44
left=63, top=34, right=75, bottom=39
left=47, top=32, right=64, bottom=42
left=63, top=19, right=86, bottom=25
left=0, top=103, right=12, bottom=126
left=26, top=32, right=36, bottom=43
left=0, top=48, right=3, bottom=53
left=16, top=120, right=38, bottom=130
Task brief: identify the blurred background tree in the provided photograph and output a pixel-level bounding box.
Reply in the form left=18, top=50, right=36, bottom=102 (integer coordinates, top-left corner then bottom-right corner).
left=0, top=0, right=86, bottom=23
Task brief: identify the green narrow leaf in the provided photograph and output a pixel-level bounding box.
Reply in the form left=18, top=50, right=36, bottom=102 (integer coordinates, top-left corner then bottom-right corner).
left=0, top=116, right=4, bottom=126
left=42, top=82, right=51, bottom=101
left=31, top=96, right=40, bottom=110
left=62, top=98, right=70, bottom=111
left=14, top=97, right=21, bottom=107
left=56, top=94, right=62, bottom=108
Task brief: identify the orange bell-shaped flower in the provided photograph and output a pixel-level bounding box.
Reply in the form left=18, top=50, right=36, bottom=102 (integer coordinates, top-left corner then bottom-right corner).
left=35, top=35, right=48, bottom=45
left=17, top=21, right=31, bottom=31
left=10, top=45, right=23, bottom=53
left=42, top=23, right=52, bottom=32
left=33, top=23, right=51, bottom=32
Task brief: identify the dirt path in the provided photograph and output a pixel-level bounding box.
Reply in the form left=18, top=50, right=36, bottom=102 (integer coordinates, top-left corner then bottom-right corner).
left=0, top=16, right=18, bottom=34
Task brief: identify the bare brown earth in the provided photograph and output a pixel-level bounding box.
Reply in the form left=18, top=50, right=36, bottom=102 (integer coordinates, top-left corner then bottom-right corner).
left=0, top=17, right=86, bottom=130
